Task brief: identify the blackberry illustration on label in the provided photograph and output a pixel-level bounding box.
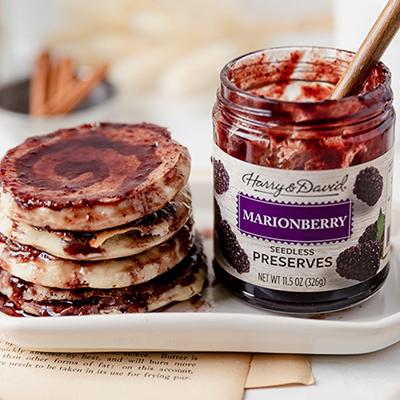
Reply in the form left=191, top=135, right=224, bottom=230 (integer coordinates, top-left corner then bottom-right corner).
left=353, top=167, right=383, bottom=206
left=214, top=159, right=230, bottom=195
left=212, top=47, right=395, bottom=313
left=336, top=210, right=386, bottom=281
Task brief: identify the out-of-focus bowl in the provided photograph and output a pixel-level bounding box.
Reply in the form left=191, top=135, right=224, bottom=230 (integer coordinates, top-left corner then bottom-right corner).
left=0, top=78, right=117, bottom=152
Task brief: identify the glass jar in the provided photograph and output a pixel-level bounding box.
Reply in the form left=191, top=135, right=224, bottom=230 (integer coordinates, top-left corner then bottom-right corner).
left=213, top=46, right=395, bottom=314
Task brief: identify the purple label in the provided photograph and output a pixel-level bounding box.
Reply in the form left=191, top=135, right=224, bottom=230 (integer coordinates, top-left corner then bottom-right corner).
left=237, top=193, right=352, bottom=244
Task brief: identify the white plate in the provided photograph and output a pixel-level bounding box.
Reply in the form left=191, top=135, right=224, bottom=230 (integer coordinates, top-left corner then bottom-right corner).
left=1, top=176, right=400, bottom=355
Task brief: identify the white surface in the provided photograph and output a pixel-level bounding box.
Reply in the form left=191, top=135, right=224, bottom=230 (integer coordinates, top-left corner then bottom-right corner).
left=1, top=178, right=400, bottom=357
left=246, top=342, right=400, bottom=399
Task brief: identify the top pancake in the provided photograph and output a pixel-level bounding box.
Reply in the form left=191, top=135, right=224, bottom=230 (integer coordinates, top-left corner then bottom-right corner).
left=0, top=122, right=190, bottom=231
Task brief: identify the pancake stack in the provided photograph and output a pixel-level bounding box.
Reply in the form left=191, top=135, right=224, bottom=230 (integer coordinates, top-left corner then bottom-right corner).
left=0, top=122, right=206, bottom=316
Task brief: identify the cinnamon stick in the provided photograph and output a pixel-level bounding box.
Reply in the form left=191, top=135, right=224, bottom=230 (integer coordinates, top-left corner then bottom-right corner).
left=47, top=60, right=61, bottom=100
left=29, top=51, right=50, bottom=116
left=57, top=57, right=74, bottom=93
left=45, top=64, right=107, bottom=116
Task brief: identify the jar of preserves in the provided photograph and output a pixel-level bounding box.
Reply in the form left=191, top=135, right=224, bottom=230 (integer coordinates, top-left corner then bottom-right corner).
left=213, top=46, right=395, bottom=313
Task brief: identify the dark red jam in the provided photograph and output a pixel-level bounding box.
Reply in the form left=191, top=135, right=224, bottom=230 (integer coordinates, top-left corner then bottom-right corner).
left=0, top=122, right=166, bottom=210
left=213, top=47, right=395, bottom=314
left=0, top=294, right=26, bottom=317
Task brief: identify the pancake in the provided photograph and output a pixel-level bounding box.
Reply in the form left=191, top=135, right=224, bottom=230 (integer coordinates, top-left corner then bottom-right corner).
left=0, top=240, right=207, bottom=316
left=0, top=122, right=190, bottom=231
left=0, top=189, right=191, bottom=260
left=0, top=222, right=194, bottom=289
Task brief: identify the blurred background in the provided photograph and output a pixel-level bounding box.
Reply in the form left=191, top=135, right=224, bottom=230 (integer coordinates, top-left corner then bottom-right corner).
left=0, top=0, right=398, bottom=177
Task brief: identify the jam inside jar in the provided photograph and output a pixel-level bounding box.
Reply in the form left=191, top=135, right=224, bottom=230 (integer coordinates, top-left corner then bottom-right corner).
left=213, top=47, right=395, bottom=314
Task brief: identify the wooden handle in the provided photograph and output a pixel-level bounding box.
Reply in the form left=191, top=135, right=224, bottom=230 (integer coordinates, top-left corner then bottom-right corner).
left=331, top=0, right=400, bottom=99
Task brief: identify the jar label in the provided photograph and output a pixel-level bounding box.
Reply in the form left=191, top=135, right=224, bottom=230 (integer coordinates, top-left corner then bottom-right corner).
left=213, top=144, right=393, bottom=292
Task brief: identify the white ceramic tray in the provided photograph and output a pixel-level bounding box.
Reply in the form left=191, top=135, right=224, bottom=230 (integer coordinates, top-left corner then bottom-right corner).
left=1, top=176, right=400, bottom=355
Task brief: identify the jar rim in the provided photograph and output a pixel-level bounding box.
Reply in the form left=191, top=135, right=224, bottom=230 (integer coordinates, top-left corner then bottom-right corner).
left=220, top=46, right=392, bottom=112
